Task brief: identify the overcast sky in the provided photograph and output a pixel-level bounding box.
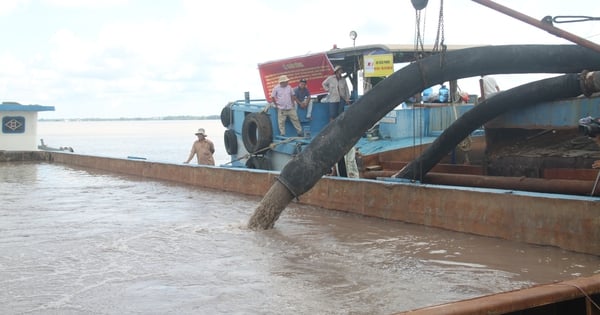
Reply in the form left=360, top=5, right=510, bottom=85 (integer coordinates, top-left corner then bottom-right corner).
left=0, top=0, right=598, bottom=119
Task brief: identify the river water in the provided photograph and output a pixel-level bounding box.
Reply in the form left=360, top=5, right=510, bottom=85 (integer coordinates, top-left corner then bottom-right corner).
left=37, top=119, right=229, bottom=166
left=1, top=120, right=599, bottom=314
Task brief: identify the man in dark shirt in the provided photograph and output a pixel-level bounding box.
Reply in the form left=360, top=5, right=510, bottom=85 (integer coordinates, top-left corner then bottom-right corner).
left=294, top=78, right=312, bottom=120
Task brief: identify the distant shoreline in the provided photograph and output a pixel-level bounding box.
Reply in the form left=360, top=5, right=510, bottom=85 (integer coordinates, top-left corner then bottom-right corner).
left=39, top=115, right=219, bottom=122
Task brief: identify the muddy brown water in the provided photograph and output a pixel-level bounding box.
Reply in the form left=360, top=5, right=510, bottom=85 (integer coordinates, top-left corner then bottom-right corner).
left=1, top=162, right=599, bottom=315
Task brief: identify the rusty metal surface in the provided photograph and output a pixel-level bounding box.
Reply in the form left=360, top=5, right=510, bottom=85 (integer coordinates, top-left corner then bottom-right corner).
left=425, top=172, right=597, bottom=196
left=393, top=273, right=600, bottom=314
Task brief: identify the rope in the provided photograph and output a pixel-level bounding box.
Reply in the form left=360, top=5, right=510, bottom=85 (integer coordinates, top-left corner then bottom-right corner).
left=591, top=169, right=600, bottom=196
left=552, top=283, right=600, bottom=311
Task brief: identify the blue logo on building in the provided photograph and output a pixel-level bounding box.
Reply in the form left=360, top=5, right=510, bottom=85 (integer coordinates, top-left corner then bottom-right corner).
left=3, top=116, right=25, bottom=133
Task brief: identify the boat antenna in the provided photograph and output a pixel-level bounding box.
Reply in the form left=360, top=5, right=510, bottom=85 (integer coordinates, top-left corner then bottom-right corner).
left=350, top=30, right=358, bottom=100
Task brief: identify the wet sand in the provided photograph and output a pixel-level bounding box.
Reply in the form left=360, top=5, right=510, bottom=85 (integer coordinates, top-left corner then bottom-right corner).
left=1, top=162, right=599, bottom=314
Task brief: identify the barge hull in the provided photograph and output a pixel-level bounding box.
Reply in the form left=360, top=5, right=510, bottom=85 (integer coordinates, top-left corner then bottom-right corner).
left=8, top=151, right=599, bottom=256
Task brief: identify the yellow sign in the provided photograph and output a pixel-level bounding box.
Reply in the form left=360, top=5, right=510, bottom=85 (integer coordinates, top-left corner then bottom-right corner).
left=363, top=54, right=394, bottom=77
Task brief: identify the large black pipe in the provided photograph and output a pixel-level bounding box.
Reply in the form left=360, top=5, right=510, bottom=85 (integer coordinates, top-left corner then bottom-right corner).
left=249, top=45, right=600, bottom=229
left=395, top=73, right=593, bottom=180
left=281, top=45, right=600, bottom=196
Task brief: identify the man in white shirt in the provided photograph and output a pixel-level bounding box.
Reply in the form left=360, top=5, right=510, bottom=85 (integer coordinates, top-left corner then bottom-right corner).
left=322, top=65, right=352, bottom=121
left=481, top=75, right=500, bottom=99
left=271, top=75, right=303, bottom=137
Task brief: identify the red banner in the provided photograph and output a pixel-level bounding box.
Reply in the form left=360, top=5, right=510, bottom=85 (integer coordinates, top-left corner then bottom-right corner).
left=258, top=53, right=333, bottom=100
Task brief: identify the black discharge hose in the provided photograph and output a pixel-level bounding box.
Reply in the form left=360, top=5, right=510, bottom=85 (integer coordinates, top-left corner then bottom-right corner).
left=248, top=45, right=600, bottom=230
left=396, top=73, right=587, bottom=181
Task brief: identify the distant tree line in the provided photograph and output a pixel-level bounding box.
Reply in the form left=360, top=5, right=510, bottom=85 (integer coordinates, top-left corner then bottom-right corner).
left=39, top=115, right=220, bottom=121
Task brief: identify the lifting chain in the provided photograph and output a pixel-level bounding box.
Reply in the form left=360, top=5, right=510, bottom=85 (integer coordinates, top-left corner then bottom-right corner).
left=432, top=0, right=445, bottom=54
left=413, top=6, right=427, bottom=60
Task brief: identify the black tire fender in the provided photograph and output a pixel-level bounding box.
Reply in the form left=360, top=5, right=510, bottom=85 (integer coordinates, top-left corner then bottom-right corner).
left=220, top=103, right=233, bottom=127
left=246, top=155, right=271, bottom=170
left=242, top=112, right=272, bottom=153
left=224, top=129, right=238, bottom=155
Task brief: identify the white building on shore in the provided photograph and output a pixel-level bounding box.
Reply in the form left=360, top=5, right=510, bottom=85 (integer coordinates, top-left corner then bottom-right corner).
left=0, top=102, right=55, bottom=151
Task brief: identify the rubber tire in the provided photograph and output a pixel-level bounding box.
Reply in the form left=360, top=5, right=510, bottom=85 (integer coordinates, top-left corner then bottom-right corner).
left=220, top=103, right=233, bottom=127
left=246, top=155, right=271, bottom=170
left=224, top=129, right=238, bottom=155
left=242, top=112, right=272, bottom=153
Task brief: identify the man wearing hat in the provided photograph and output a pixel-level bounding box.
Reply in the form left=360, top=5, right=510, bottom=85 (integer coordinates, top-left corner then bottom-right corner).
left=184, top=128, right=215, bottom=165
left=322, top=65, right=358, bottom=178
left=294, top=78, right=313, bottom=120
left=322, top=65, right=352, bottom=121
left=271, top=75, right=303, bottom=137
